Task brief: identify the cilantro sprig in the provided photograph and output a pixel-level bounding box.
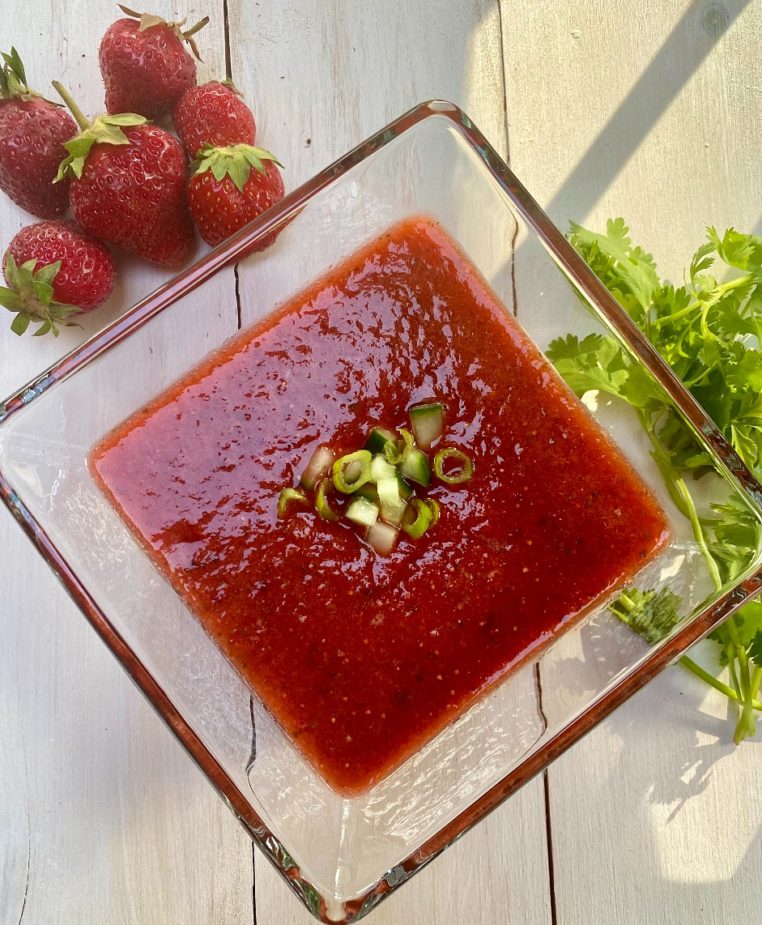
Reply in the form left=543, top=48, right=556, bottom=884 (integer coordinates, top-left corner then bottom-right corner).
left=548, top=219, right=762, bottom=743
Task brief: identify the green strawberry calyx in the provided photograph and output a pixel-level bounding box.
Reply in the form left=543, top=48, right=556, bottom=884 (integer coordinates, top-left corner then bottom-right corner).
left=0, top=47, right=39, bottom=102
left=118, top=5, right=210, bottom=61
left=0, top=254, right=80, bottom=337
left=193, top=144, right=283, bottom=193
left=51, top=81, right=146, bottom=181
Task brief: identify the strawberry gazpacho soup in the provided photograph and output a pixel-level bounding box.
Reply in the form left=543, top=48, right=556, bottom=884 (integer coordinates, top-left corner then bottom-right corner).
left=91, top=216, right=669, bottom=794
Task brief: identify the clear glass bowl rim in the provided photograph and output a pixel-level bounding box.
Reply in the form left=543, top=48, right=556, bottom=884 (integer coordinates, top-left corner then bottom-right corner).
left=1, top=100, right=761, bottom=923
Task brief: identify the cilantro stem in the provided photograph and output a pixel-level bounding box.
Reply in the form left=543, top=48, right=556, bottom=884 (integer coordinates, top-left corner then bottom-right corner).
left=751, top=666, right=762, bottom=702
left=735, top=700, right=758, bottom=744
left=679, top=655, right=762, bottom=710
left=673, top=476, right=723, bottom=591
left=735, top=667, right=762, bottom=742
left=652, top=303, right=697, bottom=330
left=726, top=642, right=744, bottom=702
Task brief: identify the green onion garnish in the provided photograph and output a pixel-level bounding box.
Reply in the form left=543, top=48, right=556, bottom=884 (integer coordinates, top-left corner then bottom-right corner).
left=433, top=447, right=473, bottom=484
left=277, top=487, right=309, bottom=518
left=278, top=397, right=471, bottom=554
left=383, top=427, right=413, bottom=465
left=402, top=498, right=433, bottom=538
left=333, top=449, right=372, bottom=494
left=346, top=496, right=379, bottom=527
left=409, top=402, right=445, bottom=450
left=315, top=478, right=339, bottom=521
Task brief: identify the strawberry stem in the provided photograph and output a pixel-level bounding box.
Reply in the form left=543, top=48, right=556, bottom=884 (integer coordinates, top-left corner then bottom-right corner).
left=184, top=16, right=210, bottom=39
left=51, top=81, right=89, bottom=130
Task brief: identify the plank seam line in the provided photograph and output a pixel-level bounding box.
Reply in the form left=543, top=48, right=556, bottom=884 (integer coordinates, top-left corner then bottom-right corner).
left=234, top=263, right=242, bottom=330
left=495, top=0, right=510, bottom=163
left=534, top=662, right=557, bottom=925
left=496, top=2, right=519, bottom=320
left=222, top=0, right=232, bottom=80
left=543, top=771, right=558, bottom=925
left=16, top=828, right=31, bottom=925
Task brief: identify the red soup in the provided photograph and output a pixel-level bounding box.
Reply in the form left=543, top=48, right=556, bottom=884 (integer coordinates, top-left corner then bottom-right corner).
left=92, top=217, right=669, bottom=793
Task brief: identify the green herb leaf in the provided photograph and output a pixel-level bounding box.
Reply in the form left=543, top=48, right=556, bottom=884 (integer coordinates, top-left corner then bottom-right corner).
left=561, top=218, right=762, bottom=743
left=609, top=587, right=682, bottom=645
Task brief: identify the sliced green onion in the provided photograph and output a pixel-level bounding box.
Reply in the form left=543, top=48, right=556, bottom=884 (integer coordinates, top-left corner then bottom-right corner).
left=365, top=427, right=398, bottom=455
left=433, top=447, right=473, bottom=484
left=300, top=445, right=335, bottom=491
left=377, top=477, right=408, bottom=527
left=333, top=449, right=372, bottom=494
left=426, top=498, right=440, bottom=525
left=402, top=498, right=433, bottom=538
left=346, top=496, right=379, bottom=527
left=383, top=428, right=413, bottom=465
left=409, top=402, right=445, bottom=450
left=366, top=521, right=398, bottom=556
left=370, top=453, right=396, bottom=483
left=277, top=487, right=309, bottom=518
left=400, top=446, right=431, bottom=487
left=315, top=478, right=339, bottom=521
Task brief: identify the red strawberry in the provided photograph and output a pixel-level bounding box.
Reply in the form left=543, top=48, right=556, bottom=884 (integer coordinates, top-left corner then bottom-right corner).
left=53, top=83, right=194, bottom=268
left=173, top=81, right=256, bottom=159
left=187, top=144, right=285, bottom=248
left=1, top=221, right=115, bottom=336
left=99, top=6, right=209, bottom=120
left=0, top=48, right=76, bottom=218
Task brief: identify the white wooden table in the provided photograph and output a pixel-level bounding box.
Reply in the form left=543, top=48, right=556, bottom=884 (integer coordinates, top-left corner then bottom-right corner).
left=2, top=2, right=760, bottom=923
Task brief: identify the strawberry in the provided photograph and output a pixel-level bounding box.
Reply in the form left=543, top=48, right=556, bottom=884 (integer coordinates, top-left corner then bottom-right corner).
left=53, top=83, right=194, bottom=268
left=99, top=5, right=209, bottom=120
left=1, top=221, right=115, bottom=336
left=173, top=81, right=256, bottom=159
left=0, top=48, right=76, bottom=218
left=187, top=144, right=285, bottom=248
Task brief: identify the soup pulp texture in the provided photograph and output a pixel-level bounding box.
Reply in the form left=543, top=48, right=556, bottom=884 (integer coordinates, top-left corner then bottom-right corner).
left=92, top=217, right=669, bottom=793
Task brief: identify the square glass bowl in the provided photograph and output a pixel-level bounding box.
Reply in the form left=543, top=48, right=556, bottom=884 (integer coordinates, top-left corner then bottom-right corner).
left=1, top=101, right=761, bottom=922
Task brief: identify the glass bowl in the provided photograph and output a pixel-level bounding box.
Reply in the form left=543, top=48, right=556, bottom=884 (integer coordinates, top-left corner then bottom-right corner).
left=1, top=101, right=761, bottom=923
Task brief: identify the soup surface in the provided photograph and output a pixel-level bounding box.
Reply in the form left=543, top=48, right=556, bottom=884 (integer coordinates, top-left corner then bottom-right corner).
left=92, top=217, right=669, bottom=793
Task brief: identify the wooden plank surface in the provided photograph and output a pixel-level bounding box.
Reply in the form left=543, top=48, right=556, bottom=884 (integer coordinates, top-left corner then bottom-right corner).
left=0, top=4, right=253, bottom=924
left=501, top=1, right=762, bottom=922
left=226, top=2, right=551, bottom=922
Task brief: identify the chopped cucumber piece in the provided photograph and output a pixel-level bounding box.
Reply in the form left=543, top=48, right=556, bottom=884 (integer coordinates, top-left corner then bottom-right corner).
left=366, top=521, right=398, bottom=556
left=365, top=427, right=397, bottom=455
left=300, top=445, right=335, bottom=490
left=370, top=453, right=396, bottom=483
left=400, top=446, right=431, bottom=487
left=409, top=402, right=444, bottom=450
left=396, top=472, right=413, bottom=499
left=354, top=483, right=379, bottom=503
left=346, top=496, right=379, bottom=527
left=377, top=477, right=408, bottom=527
